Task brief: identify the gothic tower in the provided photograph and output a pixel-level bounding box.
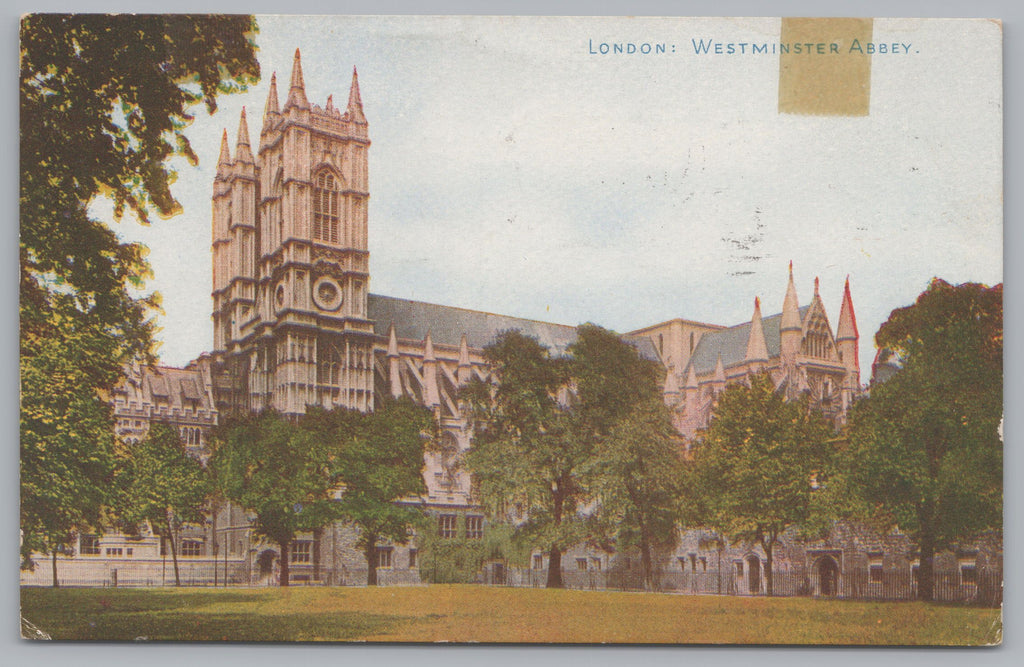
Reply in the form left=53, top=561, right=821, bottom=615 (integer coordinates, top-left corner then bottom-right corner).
left=212, top=50, right=374, bottom=416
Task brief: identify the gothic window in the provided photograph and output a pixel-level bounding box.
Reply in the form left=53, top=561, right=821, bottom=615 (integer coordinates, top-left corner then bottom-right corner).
left=313, top=171, right=340, bottom=244
left=318, top=345, right=342, bottom=386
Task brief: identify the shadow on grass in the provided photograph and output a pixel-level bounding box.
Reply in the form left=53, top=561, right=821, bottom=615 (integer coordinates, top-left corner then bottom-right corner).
left=20, top=588, right=419, bottom=641
left=24, top=610, right=406, bottom=642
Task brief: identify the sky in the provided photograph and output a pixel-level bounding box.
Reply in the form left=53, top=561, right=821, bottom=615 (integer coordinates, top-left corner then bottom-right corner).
left=103, top=16, right=1003, bottom=380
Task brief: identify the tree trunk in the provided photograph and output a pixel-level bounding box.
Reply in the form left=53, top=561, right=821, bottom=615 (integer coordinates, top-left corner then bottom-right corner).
left=640, top=531, right=653, bottom=592
left=717, top=542, right=724, bottom=595
left=167, top=521, right=181, bottom=587
left=918, top=510, right=936, bottom=601
left=546, top=547, right=563, bottom=588
left=364, top=538, right=378, bottom=586
left=51, top=549, right=59, bottom=589
left=279, top=539, right=290, bottom=586
left=547, top=486, right=565, bottom=589
left=763, top=534, right=775, bottom=597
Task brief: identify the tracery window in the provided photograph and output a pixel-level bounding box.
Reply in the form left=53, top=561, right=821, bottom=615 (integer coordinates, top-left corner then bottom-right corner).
left=313, top=171, right=340, bottom=244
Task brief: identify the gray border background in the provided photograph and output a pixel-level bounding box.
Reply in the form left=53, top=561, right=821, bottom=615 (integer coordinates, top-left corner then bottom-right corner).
left=3, top=1, right=1017, bottom=664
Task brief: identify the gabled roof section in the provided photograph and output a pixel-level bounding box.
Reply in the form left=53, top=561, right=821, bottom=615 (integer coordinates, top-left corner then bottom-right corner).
left=367, top=294, right=661, bottom=362
left=686, top=306, right=810, bottom=376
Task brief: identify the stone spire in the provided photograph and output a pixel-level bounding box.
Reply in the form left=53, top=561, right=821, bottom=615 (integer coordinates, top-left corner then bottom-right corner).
left=781, top=261, right=801, bottom=333
left=262, top=73, right=280, bottom=126
left=745, top=296, right=769, bottom=364
left=216, top=129, right=231, bottom=177
left=780, top=261, right=802, bottom=363
left=234, top=107, right=254, bottom=165
left=285, top=48, right=309, bottom=111
left=346, top=66, right=366, bottom=124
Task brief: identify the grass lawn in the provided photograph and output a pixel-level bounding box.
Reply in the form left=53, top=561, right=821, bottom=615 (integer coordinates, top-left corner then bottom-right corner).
left=20, top=585, right=1001, bottom=645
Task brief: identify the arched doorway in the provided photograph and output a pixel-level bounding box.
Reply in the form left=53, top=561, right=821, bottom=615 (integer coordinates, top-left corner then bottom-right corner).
left=815, top=555, right=840, bottom=597
left=745, top=555, right=761, bottom=595
left=256, top=549, right=279, bottom=582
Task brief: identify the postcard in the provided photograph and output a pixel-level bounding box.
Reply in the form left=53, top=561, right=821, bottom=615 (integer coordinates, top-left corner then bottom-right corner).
left=18, top=15, right=1002, bottom=645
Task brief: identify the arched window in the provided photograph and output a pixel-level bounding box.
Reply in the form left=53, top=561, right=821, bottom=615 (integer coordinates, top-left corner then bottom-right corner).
left=313, top=171, right=339, bottom=244
left=318, top=345, right=342, bottom=386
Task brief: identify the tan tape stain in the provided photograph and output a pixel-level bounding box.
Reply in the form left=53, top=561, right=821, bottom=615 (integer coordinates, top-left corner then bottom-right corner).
left=778, top=17, right=873, bottom=116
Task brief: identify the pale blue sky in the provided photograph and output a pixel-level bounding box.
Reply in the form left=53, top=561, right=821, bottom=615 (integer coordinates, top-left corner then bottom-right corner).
left=105, top=16, right=1003, bottom=379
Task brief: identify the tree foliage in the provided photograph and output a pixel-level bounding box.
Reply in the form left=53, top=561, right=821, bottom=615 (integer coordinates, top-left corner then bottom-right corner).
left=463, top=330, right=581, bottom=588
left=210, top=400, right=431, bottom=586
left=844, top=279, right=1002, bottom=601
left=464, top=324, right=674, bottom=588
left=590, top=400, right=685, bottom=590
left=19, top=15, right=259, bottom=567
left=209, top=411, right=339, bottom=587
left=690, top=372, right=832, bottom=595
left=308, top=399, right=432, bottom=586
left=116, top=422, right=209, bottom=587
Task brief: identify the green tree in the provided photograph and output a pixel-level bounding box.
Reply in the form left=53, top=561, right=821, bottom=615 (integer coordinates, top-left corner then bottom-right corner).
left=590, top=400, right=685, bottom=590
left=844, top=279, right=1002, bottom=601
left=463, top=331, right=581, bottom=588
left=117, top=422, right=209, bottom=587
left=690, top=372, right=832, bottom=596
left=315, top=399, right=432, bottom=586
left=464, top=324, right=668, bottom=588
left=19, top=15, right=259, bottom=567
left=209, top=411, right=338, bottom=587
left=572, top=324, right=682, bottom=591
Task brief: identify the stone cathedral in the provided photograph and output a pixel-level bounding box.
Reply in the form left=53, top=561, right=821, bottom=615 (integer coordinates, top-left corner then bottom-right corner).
left=28, top=50, right=876, bottom=587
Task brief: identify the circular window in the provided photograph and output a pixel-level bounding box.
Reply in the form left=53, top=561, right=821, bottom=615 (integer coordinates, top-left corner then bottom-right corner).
left=275, top=283, right=286, bottom=310
left=312, top=276, right=343, bottom=311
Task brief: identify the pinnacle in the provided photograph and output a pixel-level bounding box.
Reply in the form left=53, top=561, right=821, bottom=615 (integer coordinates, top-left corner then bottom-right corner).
left=264, top=72, right=280, bottom=117
left=347, top=66, right=366, bottom=123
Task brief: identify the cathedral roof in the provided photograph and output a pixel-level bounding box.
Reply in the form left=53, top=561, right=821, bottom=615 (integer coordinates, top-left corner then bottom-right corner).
left=686, top=305, right=810, bottom=376
left=367, top=293, right=660, bottom=361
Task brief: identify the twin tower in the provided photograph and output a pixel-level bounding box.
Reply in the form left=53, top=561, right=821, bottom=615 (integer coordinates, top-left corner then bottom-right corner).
left=211, top=49, right=373, bottom=416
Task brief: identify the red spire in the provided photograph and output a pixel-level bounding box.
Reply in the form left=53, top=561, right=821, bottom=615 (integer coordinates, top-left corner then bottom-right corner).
left=837, top=276, right=859, bottom=341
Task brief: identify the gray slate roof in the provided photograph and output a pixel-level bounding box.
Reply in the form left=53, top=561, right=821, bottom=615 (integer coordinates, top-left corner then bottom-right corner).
left=687, top=306, right=809, bottom=376
left=368, top=293, right=660, bottom=362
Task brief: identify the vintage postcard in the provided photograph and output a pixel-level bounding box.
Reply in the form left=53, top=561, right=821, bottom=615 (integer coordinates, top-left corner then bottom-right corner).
left=19, top=15, right=1002, bottom=644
